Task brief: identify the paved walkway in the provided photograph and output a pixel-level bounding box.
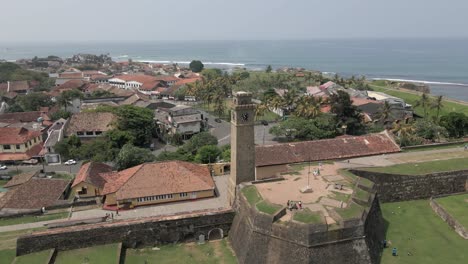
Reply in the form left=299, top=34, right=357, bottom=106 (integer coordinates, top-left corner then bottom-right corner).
left=70, top=175, right=230, bottom=221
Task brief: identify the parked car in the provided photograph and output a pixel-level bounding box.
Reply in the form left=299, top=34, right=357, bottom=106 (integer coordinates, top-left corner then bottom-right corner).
left=64, top=159, right=77, bottom=165
left=0, top=164, right=7, bottom=170
left=215, top=118, right=222, bottom=123
left=261, top=120, right=269, bottom=126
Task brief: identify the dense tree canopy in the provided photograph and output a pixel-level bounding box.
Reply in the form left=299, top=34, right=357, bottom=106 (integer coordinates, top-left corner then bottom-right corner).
left=269, top=116, right=338, bottom=141
left=183, top=132, right=218, bottom=154
left=440, top=112, right=468, bottom=138
left=195, top=145, right=221, bottom=164
left=17, top=93, right=54, bottom=111
left=329, top=90, right=366, bottom=135
left=189, top=60, right=204, bottom=73
left=116, top=144, right=155, bottom=170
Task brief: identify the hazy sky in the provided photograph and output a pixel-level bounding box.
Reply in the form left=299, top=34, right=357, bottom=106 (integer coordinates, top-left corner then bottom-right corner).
left=1, top=0, right=467, bottom=42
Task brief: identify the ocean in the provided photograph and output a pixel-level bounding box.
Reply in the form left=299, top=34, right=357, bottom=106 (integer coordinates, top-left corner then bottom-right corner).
left=1, top=39, right=468, bottom=101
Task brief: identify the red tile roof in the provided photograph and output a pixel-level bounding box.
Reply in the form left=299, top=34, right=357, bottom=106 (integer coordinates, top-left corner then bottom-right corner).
left=0, top=178, right=70, bottom=209
left=114, top=74, right=162, bottom=90
left=72, top=162, right=113, bottom=188
left=65, top=112, right=116, bottom=136
left=255, top=132, right=400, bottom=167
left=101, top=161, right=215, bottom=200
left=0, top=127, right=41, bottom=144
left=0, top=111, right=51, bottom=124
left=57, top=80, right=87, bottom=90
left=3, top=171, right=38, bottom=188
left=59, top=72, right=84, bottom=79
left=0, top=81, right=30, bottom=92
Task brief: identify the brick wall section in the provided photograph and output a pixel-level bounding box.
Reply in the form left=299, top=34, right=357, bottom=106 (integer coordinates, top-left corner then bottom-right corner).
left=16, top=209, right=235, bottom=256
left=430, top=197, right=468, bottom=239
left=349, top=169, right=468, bottom=203
left=229, top=189, right=384, bottom=264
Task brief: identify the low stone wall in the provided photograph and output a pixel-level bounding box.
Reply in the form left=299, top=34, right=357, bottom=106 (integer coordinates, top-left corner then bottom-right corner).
left=17, top=209, right=235, bottom=256
left=349, top=169, right=468, bottom=202
left=229, top=187, right=384, bottom=264
left=430, top=197, right=468, bottom=239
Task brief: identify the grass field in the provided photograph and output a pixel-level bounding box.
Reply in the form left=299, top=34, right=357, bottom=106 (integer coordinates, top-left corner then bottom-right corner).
left=370, top=84, right=468, bottom=116
left=55, top=243, right=119, bottom=264
left=335, top=202, right=364, bottom=220
left=402, top=142, right=467, bottom=153
left=293, top=208, right=324, bottom=224
left=241, top=185, right=262, bottom=205
left=125, top=239, right=236, bottom=264
left=14, top=249, right=51, bottom=264
left=436, top=193, right=468, bottom=228
left=362, top=157, right=468, bottom=175
left=0, top=228, right=45, bottom=264
left=381, top=200, right=468, bottom=264
left=0, top=212, right=69, bottom=227
left=256, top=200, right=282, bottom=215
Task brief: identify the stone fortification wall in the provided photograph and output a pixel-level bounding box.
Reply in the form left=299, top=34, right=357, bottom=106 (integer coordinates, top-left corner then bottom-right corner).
left=430, top=196, right=468, bottom=239
left=229, top=190, right=384, bottom=264
left=17, top=209, right=235, bottom=256
left=349, top=169, right=468, bottom=203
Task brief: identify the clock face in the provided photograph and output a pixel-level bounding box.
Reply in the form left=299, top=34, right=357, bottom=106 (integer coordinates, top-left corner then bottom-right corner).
left=241, top=112, right=249, bottom=122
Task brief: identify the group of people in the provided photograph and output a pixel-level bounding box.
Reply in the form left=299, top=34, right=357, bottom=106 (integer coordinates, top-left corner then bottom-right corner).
left=287, top=200, right=302, bottom=210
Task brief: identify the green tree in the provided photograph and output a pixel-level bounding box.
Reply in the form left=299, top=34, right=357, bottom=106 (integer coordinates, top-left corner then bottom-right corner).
left=269, top=116, right=338, bottom=141
left=195, top=145, right=221, bottom=164
left=106, top=129, right=135, bottom=149
left=329, top=90, right=365, bottom=135
left=440, top=112, right=468, bottom=138
left=266, top=65, right=272, bottom=73
left=115, top=105, right=155, bottom=147
left=414, top=119, right=448, bottom=142
left=414, top=92, right=431, bottom=118
left=116, top=144, right=155, bottom=170
left=17, top=93, right=53, bottom=111
left=220, top=144, right=231, bottom=162
left=50, top=110, right=72, bottom=120
left=156, top=148, right=194, bottom=162
left=183, top=132, right=218, bottom=154
left=431, top=95, right=444, bottom=121
left=5, top=103, right=24, bottom=113
left=189, top=60, right=204, bottom=73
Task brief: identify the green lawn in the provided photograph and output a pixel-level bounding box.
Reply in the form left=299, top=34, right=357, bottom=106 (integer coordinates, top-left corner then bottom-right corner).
left=361, top=157, right=468, bottom=175
left=256, top=110, right=280, bottom=122
left=0, top=212, right=69, bottom=227
left=436, top=193, right=468, bottom=228
left=381, top=200, right=468, bottom=264
left=125, top=239, right=237, bottom=264
left=256, top=200, right=282, bottom=215
left=335, top=202, right=364, bottom=220
left=241, top=185, right=262, bottom=205
left=370, top=84, right=468, bottom=116
left=402, top=142, right=467, bottom=153
left=55, top=243, right=119, bottom=264
left=14, top=249, right=51, bottom=264
left=293, top=209, right=324, bottom=224
left=355, top=188, right=371, bottom=202
left=53, top=173, right=74, bottom=180
left=330, top=191, right=351, bottom=202
left=0, top=228, right=46, bottom=264
left=0, top=249, right=15, bottom=264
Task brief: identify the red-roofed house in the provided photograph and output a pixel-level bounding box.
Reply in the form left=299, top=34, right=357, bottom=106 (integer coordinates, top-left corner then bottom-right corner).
left=108, top=74, right=165, bottom=92
left=254, top=132, right=400, bottom=179
left=79, top=161, right=216, bottom=209
left=0, top=127, right=43, bottom=162
left=71, top=162, right=113, bottom=197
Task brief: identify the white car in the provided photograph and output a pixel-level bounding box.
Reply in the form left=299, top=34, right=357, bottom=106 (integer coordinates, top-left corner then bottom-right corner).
left=0, top=165, right=7, bottom=170
left=64, top=159, right=77, bottom=165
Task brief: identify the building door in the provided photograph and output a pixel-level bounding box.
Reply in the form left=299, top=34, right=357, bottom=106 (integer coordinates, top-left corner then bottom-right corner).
left=191, top=192, right=197, bottom=199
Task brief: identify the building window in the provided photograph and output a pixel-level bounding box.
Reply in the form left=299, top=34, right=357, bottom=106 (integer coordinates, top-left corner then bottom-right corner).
left=16, top=145, right=20, bottom=150
left=180, top=192, right=188, bottom=197
left=24, top=143, right=28, bottom=148
left=33, top=138, right=37, bottom=143
left=3, top=145, right=11, bottom=150
left=77, top=132, right=84, bottom=136
left=95, top=131, right=102, bottom=135
left=86, top=131, right=94, bottom=136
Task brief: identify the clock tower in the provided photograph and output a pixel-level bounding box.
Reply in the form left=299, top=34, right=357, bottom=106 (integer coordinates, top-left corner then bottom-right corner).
left=229, top=91, right=256, bottom=204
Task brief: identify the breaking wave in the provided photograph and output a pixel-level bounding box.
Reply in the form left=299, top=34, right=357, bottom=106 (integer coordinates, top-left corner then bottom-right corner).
left=372, top=78, right=468, bottom=86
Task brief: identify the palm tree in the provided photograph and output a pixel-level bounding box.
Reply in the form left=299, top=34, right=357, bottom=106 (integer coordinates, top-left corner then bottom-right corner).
left=305, top=72, right=313, bottom=86
left=378, top=101, right=393, bottom=124
left=414, top=92, right=431, bottom=118
left=255, top=103, right=268, bottom=120
left=431, top=95, right=444, bottom=122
